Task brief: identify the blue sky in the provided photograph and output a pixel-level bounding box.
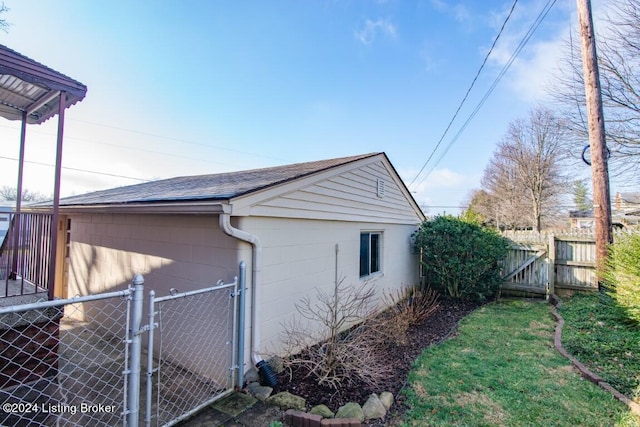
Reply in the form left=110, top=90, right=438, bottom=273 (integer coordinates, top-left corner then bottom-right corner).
left=0, top=0, right=600, bottom=214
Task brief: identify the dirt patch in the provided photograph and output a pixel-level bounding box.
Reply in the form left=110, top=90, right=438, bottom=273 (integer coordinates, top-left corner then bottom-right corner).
left=528, top=320, right=553, bottom=338
left=272, top=297, right=484, bottom=426
left=453, top=391, right=509, bottom=425
left=541, top=365, right=575, bottom=386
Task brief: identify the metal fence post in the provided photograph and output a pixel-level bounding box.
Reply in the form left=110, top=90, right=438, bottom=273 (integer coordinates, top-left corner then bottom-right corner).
left=145, top=290, right=156, bottom=427
left=127, top=274, right=144, bottom=427
left=237, top=261, right=247, bottom=389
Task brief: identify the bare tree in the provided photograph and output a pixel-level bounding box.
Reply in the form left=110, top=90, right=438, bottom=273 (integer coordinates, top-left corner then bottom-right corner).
left=480, top=155, right=530, bottom=230
left=480, top=107, right=570, bottom=231
left=0, top=186, right=49, bottom=202
left=0, top=3, right=10, bottom=33
left=551, top=0, right=640, bottom=184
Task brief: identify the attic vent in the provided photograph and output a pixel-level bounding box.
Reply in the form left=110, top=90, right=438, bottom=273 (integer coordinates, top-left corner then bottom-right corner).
left=376, top=178, right=385, bottom=198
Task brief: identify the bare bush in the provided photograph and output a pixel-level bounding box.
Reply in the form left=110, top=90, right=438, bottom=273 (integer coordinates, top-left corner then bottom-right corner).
left=280, top=278, right=387, bottom=389
left=373, top=285, right=440, bottom=346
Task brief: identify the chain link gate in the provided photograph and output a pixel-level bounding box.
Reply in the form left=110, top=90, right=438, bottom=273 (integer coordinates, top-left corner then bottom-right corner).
left=0, top=285, right=138, bottom=427
left=1, top=269, right=242, bottom=427
left=144, top=277, right=239, bottom=427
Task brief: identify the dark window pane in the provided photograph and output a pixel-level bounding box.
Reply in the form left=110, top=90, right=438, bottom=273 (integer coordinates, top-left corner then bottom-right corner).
left=360, top=233, right=370, bottom=277
left=370, top=233, right=380, bottom=273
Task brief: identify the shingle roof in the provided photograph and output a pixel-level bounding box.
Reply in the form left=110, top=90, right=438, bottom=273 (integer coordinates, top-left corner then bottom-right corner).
left=619, top=192, right=640, bottom=204
left=58, top=152, right=382, bottom=206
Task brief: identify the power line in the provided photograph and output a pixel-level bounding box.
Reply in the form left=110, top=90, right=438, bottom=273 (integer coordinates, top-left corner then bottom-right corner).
left=411, top=0, right=560, bottom=192
left=415, top=0, right=558, bottom=189
left=69, top=118, right=292, bottom=163
left=0, top=115, right=295, bottom=184
left=0, top=155, right=148, bottom=182
left=0, top=120, right=288, bottom=169
left=408, top=0, right=519, bottom=189
left=0, top=123, right=240, bottom=168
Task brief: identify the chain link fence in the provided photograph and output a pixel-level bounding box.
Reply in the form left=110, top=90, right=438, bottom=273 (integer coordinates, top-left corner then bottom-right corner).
left=0, top=288, right=134, bottom=427
left=147, top=280, right=238, bottom=427
left=1, top=269, right=243, bottom=427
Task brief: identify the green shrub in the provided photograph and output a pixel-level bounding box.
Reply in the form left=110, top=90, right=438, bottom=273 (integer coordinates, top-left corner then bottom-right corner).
left=412, top=215, right=510, bottom=301
left=604, top=232, right=640, bottom=325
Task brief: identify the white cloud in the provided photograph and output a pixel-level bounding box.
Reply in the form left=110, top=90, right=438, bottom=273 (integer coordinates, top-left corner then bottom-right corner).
left=354, top=18, right=397, bottom=45
left=452, top=4, right=472, bottom=24
left=429, top=1, right=472, bottom=25
left=507, top=38, right=566, bottom=102
left=482, top=0, right=575, bottom=103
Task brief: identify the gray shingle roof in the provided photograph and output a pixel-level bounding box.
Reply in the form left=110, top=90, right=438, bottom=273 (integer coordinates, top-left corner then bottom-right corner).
left=59, top=152, right=382, bottom=206
left=619, top=192, right=640, bottom=204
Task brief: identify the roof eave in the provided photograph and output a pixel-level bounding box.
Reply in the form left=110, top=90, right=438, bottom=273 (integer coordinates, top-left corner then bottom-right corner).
left=25, top=201, right=229, bottom=215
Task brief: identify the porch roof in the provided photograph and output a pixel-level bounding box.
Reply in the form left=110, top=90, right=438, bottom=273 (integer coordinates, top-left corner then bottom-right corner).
left=0, top=44, right=87, bottom=124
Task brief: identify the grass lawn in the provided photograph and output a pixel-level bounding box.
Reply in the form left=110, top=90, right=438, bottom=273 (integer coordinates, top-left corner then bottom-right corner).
left=401, top=299, right=639, bottom=427
left=559, top=292, right=640, bottom=401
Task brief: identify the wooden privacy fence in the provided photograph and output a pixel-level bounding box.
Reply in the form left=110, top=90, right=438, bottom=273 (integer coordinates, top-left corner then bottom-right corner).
left=500, top=230, right=609, bottom=296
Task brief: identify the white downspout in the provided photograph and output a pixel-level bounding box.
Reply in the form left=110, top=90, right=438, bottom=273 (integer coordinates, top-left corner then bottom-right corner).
left=219, top=212, right=264, bottom=365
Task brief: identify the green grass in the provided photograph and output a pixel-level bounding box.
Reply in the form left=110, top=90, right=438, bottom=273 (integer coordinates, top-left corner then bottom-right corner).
left=401, top=300, right=638, bottom=427
left=560, top=292, right=640, bottom=401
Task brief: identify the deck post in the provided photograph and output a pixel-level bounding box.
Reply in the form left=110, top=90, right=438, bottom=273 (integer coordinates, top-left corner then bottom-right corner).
left=47, top=92, right=66, bottom=300
left=10, top=111, right=28, bottom=280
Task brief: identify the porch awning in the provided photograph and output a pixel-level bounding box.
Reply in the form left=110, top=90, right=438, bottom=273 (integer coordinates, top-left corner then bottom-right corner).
left=0, top=44, right=87, bottom=125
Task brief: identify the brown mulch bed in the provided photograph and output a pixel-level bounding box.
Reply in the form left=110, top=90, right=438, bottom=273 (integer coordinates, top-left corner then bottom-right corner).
left=271, top=296, right=485, bottom=426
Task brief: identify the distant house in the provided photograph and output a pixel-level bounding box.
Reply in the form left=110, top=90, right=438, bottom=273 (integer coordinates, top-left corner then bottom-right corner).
left=615, top=192, right=640, bottom=212
left=36, top=152, right=425, bottom=378
left=569, top=209, right=594, bottom=229
left=614, top=192, right=640, bottom=227
left=0, top=203, right=13, bottom=243
left=569, top=192, right=640, bottom=229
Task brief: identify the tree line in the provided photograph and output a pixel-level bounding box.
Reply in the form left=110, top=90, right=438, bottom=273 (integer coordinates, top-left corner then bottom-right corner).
left=463, top=0, right=639, bottom=231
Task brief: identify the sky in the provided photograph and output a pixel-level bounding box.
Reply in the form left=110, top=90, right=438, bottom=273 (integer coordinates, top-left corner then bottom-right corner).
left=0, top=0, right=609, bottom=215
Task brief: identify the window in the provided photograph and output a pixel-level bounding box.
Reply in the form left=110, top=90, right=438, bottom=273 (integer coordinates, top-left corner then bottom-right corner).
left=360, top=232, right=381, bottom=277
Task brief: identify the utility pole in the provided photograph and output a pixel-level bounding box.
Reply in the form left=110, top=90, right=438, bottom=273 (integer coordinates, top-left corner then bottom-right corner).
left=576, top=0, right=612, bottom=286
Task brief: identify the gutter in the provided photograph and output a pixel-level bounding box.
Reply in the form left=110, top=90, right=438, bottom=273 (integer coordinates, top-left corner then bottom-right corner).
left=219, top=212, right=278, bottom=386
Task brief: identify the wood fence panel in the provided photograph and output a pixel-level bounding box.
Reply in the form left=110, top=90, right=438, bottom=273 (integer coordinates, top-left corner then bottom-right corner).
left=554, top=236, right=597, bottom=291
left=501, top=230, right=638, bottom=295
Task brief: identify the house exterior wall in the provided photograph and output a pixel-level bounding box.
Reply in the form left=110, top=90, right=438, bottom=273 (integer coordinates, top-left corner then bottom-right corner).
left=66, top=213, right=242, bottom=383
left=238, top=216, right=420, bottom=357
left=62, top=155, right=424, bottom=381
left=67, top=213, right=240, bottom=297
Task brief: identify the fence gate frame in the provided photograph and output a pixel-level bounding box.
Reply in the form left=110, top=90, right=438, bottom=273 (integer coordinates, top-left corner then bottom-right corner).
left=501, top=241, right=549, bottom=297
left=144, top=275, right=240, bottom=427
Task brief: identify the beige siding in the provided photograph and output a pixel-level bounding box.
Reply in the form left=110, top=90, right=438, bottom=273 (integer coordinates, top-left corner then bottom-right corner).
left=246, top=159, right=422, bottom=224
left=239, top=216, right=420, bottom=357
left=67, top=213, right=243, bottom=382
left=68, top=213, right=240, bottom=297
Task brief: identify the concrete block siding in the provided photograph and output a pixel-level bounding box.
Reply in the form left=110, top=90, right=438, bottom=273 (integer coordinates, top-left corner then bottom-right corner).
left=68, top=213, right=241, bottom=297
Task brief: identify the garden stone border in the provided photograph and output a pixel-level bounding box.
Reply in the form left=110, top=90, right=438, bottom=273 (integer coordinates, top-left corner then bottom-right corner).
left=549, top=295, right=640, bottom=417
